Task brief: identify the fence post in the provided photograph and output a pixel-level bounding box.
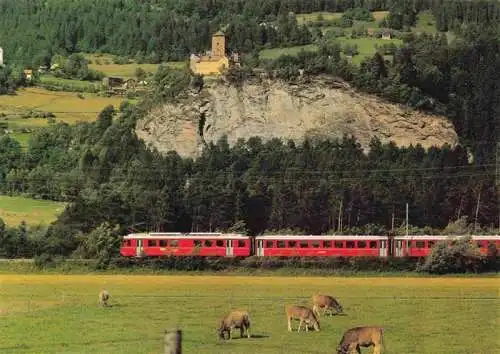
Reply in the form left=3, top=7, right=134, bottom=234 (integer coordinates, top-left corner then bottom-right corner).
left=164, top=329, right=182, bottom=354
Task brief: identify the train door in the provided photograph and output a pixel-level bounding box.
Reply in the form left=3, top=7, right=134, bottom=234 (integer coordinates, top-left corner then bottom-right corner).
left=226, top=240, right=234, bottom=257
left=256, top=239, right=264, bottom=257
left=394, top=239, right=404, bottom=257
left=379, top=240, right=388, bottom=257
left=136, top=239, right=144, bottom=257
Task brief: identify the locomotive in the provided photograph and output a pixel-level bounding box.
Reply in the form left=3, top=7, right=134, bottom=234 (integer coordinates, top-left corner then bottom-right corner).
left=120, top=232, right=500, bottom=258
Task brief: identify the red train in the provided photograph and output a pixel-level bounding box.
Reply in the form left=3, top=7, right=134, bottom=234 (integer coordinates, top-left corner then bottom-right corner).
left=120, top=232, right=500, bottom=258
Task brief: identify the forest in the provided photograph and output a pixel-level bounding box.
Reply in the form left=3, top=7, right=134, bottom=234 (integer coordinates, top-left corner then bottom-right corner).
left=0, top=0, right=498, bottom=64
left=0, top=0, right=498, bottom=259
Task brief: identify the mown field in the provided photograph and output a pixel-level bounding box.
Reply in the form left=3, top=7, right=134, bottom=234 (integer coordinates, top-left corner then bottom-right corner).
left=296, top=10, right=388, bottom=25
left=0, top=195, right=66, bottom=226
left=0, top=275, right=498, bottom=354
left=0, top=87, right=126, bottom=125
left=84, top=53, right=185, bottom=78
left=259, top=36, right=402, bottom=64
left=0, top=87, right=128, bottom=147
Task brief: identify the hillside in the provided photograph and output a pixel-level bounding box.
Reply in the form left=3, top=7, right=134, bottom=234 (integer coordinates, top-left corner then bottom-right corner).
left=137, top=76, right=458, bottom=158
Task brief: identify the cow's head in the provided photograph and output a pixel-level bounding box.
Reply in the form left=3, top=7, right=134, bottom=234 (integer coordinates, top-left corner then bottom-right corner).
left=309, top=318, right=320, bottom=331
left=217, top=325, right=226, bottom=340
left=336, top=344, right=349, bottom=354
left=334, top=303, right=344, bottom=314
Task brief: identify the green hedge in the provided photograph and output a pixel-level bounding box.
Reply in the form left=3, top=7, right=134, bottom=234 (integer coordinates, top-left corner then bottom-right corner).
left=108, top=256, right=421, bottom=272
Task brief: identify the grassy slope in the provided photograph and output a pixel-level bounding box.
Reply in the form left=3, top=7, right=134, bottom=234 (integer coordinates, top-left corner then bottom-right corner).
left=0, top=87, right=127, bottom=144
left=39, top=75, right=102, bottom=90
left=0, top=195, right=66, bottom=226
left=269, top=10, right=433, bottom=65
left=0, top=274, right=498, bottom=353
left=84, top=53, right=185, bottom=78
left=259, top=37, right=402, bottom=64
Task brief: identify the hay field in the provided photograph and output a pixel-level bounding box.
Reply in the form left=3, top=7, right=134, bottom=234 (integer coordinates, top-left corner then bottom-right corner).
left=0, top=195, right=66, bottom=226
left=297, top=11, right=388, bottom=25
left=86, top=54, right=185, bottom=78
left=0, top=87, right=126, bottom=127
left=0, top=275, right=498, bottom=353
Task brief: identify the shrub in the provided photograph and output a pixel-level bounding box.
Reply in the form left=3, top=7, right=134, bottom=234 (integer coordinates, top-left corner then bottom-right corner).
left=417, top=236, right=488, bottom=274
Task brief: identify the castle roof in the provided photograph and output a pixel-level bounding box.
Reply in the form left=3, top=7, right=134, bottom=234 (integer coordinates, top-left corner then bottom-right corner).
left=213, top=30, right=225, bottom=36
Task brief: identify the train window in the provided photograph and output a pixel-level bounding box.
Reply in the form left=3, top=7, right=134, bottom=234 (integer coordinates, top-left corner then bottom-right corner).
left=323, top=241, right=332, bottom=248
left=407, top=241, right=412, bottom=248
left=476, top=241, right=483, bottom=248
left=237, top=240, right=245, bottom=247
left=266, top=241, right=274, bottom=248
left=216, top=240, right=224, bottom=247
left=346, top=241, right=355, bottom=248
left=428, top=241, right=435, bottom=248
left=170, top=240, right=179, bottom=247
left=300, top=241, right=309, bottom=248
left=334, top=241, right=343, bottom=248
left=312, top=241, right=320, bottom=248
left=148, top=240, right=157, bottom=247
left=288, top=241, right=297, bottom=247
left=357, top=241, right=366, bottom=248
left=125, top=240, right=132, bottom=247
left=277, top=241, right=286, bottom=248
left=369, top=241, right=377, bottom=248
left=159, top=240, right=167, bottom=247
left=204, top=240, right=213, bottom=247
left=416, top=241, right=425, bottom=248
left=194, top=240, right=202, bottom=247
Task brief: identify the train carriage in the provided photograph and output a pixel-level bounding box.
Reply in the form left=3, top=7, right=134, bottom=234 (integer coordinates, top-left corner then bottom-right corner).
left=120, top=232, right=499, bottom=259
left=254, top=235, right=390, bottom=257
left=393, top=235, right=500, bottom=258
left=120, top=232, right=251, bottom=257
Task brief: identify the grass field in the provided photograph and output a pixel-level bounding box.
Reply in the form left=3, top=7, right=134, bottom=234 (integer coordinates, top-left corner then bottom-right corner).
left=0, top=87, right=127, bottom=133
left=259, top=36, right=402, bottom=64
left=259, top=44, right=320, bottom=59
left=39, top=75, right=102, bottom=90
left=0, top=195, right=66, bottom=226
left=0, top=274, right=498, bottom=353
left=413, top=10, right=438, bottom=34
left=84, top=53, right=185, bottom=78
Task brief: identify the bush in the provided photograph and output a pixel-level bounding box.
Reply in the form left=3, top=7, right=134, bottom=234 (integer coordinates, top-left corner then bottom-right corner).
left=417, top=236, right=490, bottom=274
left=104, top=255, right=419, bottom=272
left=34, top=253, right=54, bottom=268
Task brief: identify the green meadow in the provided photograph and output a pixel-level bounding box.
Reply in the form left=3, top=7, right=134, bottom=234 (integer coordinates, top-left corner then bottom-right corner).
left=0, top=195, right=66, bottom=226
left=0, top=275, right=498, bottom=353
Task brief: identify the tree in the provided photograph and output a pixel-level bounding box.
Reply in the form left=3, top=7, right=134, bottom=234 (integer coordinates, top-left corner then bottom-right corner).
left=73, top=222, right=121, bottom=265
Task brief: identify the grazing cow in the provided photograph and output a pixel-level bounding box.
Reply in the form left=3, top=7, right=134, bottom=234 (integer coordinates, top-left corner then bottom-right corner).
left=99, top=289, right=110, bottom=307
left=336, top=326, right=384, bottom=354
left=312, top=294, right=344, bottom=317
left=286, top=305, right=320, bottom=332
left=218, top=310, right=251, bottom=340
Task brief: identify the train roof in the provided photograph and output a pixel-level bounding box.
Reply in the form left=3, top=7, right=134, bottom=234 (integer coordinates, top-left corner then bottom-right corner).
left=123, top=232, right=249, bottom=240
left=255, top=235, right=389, bottom=240
left=394, top=235, right=500, bottom=240
left=255, top=235, right=500, bottom=241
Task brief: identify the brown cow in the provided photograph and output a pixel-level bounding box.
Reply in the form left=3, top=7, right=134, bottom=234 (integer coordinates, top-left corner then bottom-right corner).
left=217, top=310, right=251, bottom=340
left=312, top=294, right=344, bottom=317
left=286, top=305, right=320, bottom=332
left=98, top=289, right=110, bottom=307
left=336, top=326, right=384, bottom=354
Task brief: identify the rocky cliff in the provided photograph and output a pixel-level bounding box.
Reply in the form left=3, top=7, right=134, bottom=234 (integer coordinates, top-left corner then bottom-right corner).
left=136, top=77, right=458, bottom=158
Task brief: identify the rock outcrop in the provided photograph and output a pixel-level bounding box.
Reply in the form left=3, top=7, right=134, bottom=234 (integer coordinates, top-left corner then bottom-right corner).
left=136, top=77, right=458, bottom=158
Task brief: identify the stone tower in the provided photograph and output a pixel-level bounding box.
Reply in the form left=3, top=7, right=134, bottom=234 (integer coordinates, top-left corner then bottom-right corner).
left=0, top=47, right=3, bottom=66
left=211, top=31, right=225, bottom=58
